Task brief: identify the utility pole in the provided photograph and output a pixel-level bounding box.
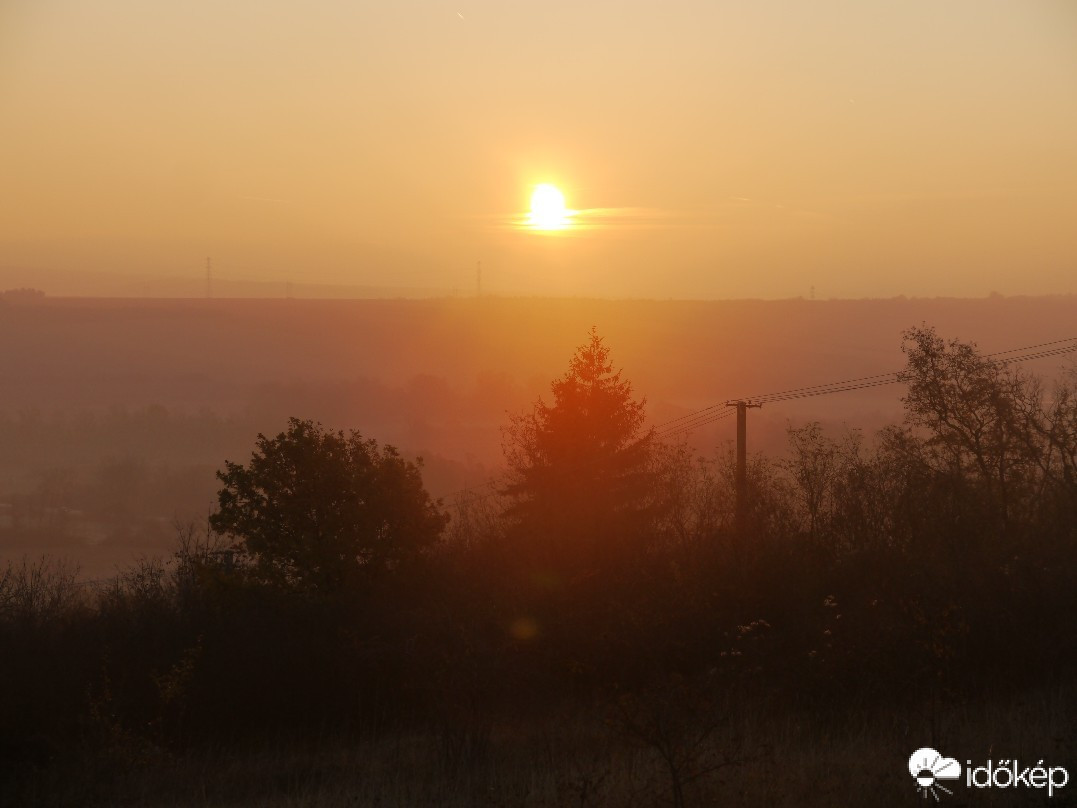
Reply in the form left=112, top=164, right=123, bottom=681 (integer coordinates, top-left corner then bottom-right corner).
left=726, top=399, right=762, bottom=536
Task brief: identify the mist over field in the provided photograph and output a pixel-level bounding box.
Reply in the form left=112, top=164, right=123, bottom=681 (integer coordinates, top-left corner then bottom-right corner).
left=2, top=293, right=1075, bottom=579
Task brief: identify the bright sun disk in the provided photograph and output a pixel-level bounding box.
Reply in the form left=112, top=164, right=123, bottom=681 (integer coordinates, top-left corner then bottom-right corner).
left=528, top=184, right=569, bottom=231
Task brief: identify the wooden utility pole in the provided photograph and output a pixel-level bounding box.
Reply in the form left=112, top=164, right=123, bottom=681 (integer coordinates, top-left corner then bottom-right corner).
left=726, top=400, right=762, bottom=535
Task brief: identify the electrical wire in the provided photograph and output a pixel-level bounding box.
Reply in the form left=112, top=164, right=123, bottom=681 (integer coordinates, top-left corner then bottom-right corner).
left=445, top=336, right=1077, bottom=505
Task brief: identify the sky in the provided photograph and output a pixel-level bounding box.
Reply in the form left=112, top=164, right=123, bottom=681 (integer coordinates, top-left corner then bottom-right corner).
left=2, top=0, right=1076, bottom=299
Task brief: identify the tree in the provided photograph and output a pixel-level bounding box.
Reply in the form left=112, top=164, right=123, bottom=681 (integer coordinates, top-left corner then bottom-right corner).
left=899, top=326, right=1043, bottom=537
left=783, top=422, right=841, bottom=541
left=501, top=329, right=656, bottom=563
left=210, top=418, right=448, bottom=592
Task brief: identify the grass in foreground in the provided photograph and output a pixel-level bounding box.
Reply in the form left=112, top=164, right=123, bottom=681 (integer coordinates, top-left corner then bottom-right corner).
left=6, top=683, right=1076, bottom=807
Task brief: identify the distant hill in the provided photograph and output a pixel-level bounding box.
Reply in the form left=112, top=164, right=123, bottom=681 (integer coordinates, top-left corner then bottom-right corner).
left=0, top=265, right=452, bottom=299
left=3, top=295, right=1076, bottom=463
left=4, top=294, right=1075, bottom=577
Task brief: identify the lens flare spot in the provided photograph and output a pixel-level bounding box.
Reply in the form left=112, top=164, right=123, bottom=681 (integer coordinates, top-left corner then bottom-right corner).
left=509, top=617, right=540, bottom=640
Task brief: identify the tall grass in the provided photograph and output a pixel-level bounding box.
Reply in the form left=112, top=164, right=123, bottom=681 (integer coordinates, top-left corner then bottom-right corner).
left=6, top=684, right=1075, bottom=807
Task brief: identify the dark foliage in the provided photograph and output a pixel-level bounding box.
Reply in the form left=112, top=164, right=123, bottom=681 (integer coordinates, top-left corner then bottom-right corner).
left=3, top=326, right=1077, bottom=804
left=210, top=418, right=448, bottom=593
left=500, top=327, right=657, bottom=577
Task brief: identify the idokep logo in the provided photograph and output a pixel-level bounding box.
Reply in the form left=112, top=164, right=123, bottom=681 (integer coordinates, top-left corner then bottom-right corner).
left=908, top=747, right=1070, bottom=801
left=908, top=747, right=961, bottom=800
left=967, top=758, right=1069, bottom=798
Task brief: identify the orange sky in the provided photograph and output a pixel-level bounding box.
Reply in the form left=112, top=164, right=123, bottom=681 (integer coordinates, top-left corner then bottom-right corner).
left=2, top=0, right=1076, bottom=298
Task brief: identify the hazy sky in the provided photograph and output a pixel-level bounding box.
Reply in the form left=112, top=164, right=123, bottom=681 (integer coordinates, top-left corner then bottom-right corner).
left=2, top=0, right=1076, bottom=298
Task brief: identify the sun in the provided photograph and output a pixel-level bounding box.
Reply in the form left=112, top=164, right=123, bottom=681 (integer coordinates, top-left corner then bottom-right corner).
left=528, top=184, right=569, bottom=231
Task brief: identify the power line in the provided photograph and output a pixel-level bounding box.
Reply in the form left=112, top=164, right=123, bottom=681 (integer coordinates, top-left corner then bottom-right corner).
left=654, top=336, right=1077, bottom=436
left=651, top=401, right=728, bottom=431
left=996, top=345, right=1077, bottom=366
left=445, top=335, right=1077, bottom=506
left=754, top=377, right=903, bottom=405
left=986, top=336, right=1077, bottom=358
left=654, top=409, right=734, bottom=440
left=749, top=372, right=901, bottom=404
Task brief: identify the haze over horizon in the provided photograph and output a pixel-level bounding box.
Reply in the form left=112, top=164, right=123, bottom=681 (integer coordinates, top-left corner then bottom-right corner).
left=3, top=0, right=1076, bottom=300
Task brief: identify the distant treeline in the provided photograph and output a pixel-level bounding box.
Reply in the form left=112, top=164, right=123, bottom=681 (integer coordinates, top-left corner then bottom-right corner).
left=0, top=289, right=46, bottom=304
